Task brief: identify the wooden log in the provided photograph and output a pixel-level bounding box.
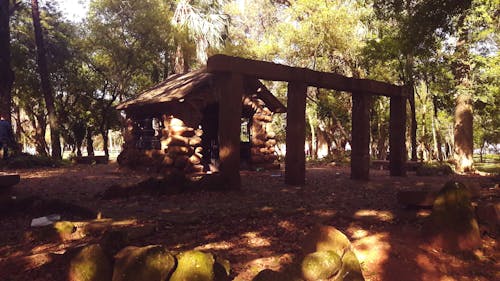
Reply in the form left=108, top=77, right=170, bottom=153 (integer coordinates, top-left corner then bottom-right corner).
left=267, top=131, right=276, bottom=139
left=185, top=164, right=204, bottom=173
left=194, top=129, right=203, bottom=137
left=265, top=139, right=277, bottom=147
left=174, top=156, right=190, bottom=169
left=351, top=92, right=371, bottom=180
left=285, top=82, right=307, bottom=185
left=188, top=155, right=201, bottom=165
left=165, top=135, right=189, bottom=146
left=167, top=146, right=193, bottom=156
left=215, top=72, right=243, bottom=189
left=207, top=54, right=406, bottom=97
left=188, top=136, right=202, bottom=146
left=253, top=114, right=273, bottom=122
left=389, top=95, right=407, bottom=176
left=180, top=128, right=195, bottom=137
left=195, top=147, right=203, bottom=154
left=162, top=156, right=174, bottom=166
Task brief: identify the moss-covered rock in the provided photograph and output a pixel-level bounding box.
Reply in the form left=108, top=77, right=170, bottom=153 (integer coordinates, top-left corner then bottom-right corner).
left=416, top=163, right=454, bottom=176
left=426, top=181, right=481, bottom=252
left=301, top=251, right=341, bottom=281
left=69, top=244, right=113, bottom=281
left=112, top=245, right=175, bottom=281
left=336, top=250, right=364, bottom=281
left=302, top=225, right=351, bottom=256
left=169, top=250, right=215, bottom=281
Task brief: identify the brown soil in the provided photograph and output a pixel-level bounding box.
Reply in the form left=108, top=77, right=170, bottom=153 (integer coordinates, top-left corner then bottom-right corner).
left=0, top=163, right=498, bottom=281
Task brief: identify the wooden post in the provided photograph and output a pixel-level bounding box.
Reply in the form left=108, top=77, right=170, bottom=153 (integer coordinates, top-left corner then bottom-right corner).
left=389, top=95, right=407, bottom=176
left=285, top=82, right=307, bottom=185
left=215, top=72, right=244, bottom=188
left=351, top=92, right=371, bottom=180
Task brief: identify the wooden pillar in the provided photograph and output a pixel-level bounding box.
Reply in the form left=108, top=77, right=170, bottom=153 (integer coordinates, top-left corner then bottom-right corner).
left=215, top=72, right=244, bottom=188
left=285, top=82, right=307, bottom=185
left=389, top=95, right=407, bottom=176
left=351, top=92, right=371, bottom=180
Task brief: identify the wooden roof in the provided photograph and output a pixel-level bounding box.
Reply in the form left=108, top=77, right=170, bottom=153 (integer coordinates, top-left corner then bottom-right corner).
left=116, top=69, right=286, bottom=113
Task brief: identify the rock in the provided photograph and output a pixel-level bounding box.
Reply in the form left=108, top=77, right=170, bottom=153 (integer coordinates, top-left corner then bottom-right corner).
left=416, top=163, right=454, bottom=176
left=476, top=202, right=500, bottom=229
left=426, top=181, right=481, bottom=252
left=300, top=225, right=364, bottom=281
left=252, top=269, right=303, bottom=281
left=69, top=244, right=113, bottom=281
left=302, top=225, right=351, bottom=256
left=54, top=221, right=77, bottom=239
left=213, top=256, right=231, bottom=281
left=112, top=245, right=175, bottom=281
left=301, top=251, right=341, bottom=281
left=0, top=174, right=20, bottom=188
left=252, top=269, right=282, bottom=281
left=397, top=188, right=439, bottom=208
left=99, top=230, right=128, bottom=257
left=170, top=250, right=215, bottom=281
left=336, top=250, right=364, bottom=281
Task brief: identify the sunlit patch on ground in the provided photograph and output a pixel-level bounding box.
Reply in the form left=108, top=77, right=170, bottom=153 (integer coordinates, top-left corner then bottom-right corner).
left=195, top=241, right=234, bottom=251
left=350, top=232, right=391, bottom=278
left=354, top=209, right=394, bottom=222
left=277, top=220, right=297, bottom=232
left=242, top=232, right=271, bottom=248
left=234, top=254, right=294, bottom=281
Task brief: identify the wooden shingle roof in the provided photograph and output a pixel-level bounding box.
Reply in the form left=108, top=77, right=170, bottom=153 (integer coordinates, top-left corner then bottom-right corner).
left=116, top=69, right=286, bottom=113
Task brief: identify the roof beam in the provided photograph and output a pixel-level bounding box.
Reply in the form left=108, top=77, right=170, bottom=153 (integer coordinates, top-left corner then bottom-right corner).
left=207, top=55, right=407, bottom=97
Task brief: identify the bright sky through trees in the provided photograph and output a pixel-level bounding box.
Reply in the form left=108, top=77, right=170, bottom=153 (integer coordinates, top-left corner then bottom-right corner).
left=52, top=0, right=89, bottom=21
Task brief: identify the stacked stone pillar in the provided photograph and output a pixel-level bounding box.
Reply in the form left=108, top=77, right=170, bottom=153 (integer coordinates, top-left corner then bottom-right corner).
left=161, top=116, right=204, bottom=176
left=250, top=106, right=279, bottom=169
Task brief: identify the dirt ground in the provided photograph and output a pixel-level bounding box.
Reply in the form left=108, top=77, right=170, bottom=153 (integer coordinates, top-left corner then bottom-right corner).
left=0, top=163, right=499, bottom=281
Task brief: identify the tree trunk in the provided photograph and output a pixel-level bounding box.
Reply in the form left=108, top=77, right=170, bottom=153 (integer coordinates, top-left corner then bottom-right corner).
left=31, top=0, right=61, bottom=159
left=0, top=0, right=14, bottom=121
left=86, top=127, right=94, bottom=156
left=409, top=85, right=418, bottom=161
left=101, top=128, right=109, bottom=158
left=432, top=96, right=444, bottom=161
left=453, top=20, right=474, bottom=172
left=307, top=112, right=317, bottom=159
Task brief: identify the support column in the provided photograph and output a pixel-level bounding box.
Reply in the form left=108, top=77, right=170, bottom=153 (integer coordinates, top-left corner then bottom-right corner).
left=285, top=82, right=307, bottom=185
left=389, top=95, right=407, bottom=176
left=351, top=92, right=371, bottom=180
left=215, top=72, right=244, bottom=189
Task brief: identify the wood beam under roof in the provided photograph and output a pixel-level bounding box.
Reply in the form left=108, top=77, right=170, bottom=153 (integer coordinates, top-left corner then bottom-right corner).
left=207, top=54, right=406, bottom=97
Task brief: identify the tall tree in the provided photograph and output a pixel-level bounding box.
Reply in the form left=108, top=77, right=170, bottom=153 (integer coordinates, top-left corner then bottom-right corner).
left=31, top=0, right=61, bottom=159
left=0, top=0, right=16, bottom=121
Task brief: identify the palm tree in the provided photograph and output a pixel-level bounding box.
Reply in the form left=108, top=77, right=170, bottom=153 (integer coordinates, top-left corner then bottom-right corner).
left=172, top=0, right=228, bottom=73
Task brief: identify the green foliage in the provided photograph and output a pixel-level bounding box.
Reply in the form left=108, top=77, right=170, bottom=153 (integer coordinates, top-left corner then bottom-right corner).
left=0, top=153, right=65, bottom=169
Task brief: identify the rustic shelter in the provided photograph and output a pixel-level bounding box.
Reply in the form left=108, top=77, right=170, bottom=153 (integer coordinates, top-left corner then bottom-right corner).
left=116, top=69, right=285, bottom=178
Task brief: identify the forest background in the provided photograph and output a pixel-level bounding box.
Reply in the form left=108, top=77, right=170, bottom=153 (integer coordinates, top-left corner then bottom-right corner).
left=0, top=0, right=498, bottom=172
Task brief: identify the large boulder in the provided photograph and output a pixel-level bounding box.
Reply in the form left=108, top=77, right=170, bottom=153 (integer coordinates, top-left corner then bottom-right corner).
left=302, top=225, right=351, bottom=255
left=112, top=245, right=175, bottom=281
left=476, top=202, right=500, bottom=232
left=300, top=225, right=364, bottom=281
left=69, top=244, right=113, bottom=281
left=426, top=181, right=481, bottom=252
left=169, top=250, right=217, bottom=281
left=301, top=251, right=341, bottom=281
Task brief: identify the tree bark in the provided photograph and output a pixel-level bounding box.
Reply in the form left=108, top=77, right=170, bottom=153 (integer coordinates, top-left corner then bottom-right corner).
left=0, top=0, right=14, bottom=121
left=31, top=0, right=61, bottom=159
left=453, top=18, right=474, bottom=172
left=86, top=127, right=94, bottom=156
left=408, top=84, right=418, bottom=161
